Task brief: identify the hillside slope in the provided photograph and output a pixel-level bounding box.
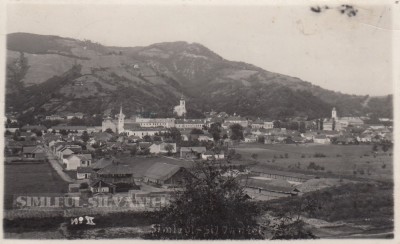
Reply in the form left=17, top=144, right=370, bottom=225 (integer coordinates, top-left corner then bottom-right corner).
left=6, top=33, right=392, bottom=120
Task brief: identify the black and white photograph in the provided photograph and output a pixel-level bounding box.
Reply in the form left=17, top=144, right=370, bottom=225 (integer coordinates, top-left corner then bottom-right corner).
left=1, top=0, right=398, bottom=240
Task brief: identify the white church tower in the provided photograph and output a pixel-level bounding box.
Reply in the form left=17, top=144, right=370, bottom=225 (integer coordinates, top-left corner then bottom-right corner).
left=173, top=95, right=187, bottom=117
left=117, top=105, right=125, bottom=134
left=332, top=107, right=337, bottom=120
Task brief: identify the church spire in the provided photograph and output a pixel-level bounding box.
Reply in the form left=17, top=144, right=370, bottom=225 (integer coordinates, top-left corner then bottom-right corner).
left=332, top=107, right=337, bottom=120
left=117, top=105, right=125, bottom=134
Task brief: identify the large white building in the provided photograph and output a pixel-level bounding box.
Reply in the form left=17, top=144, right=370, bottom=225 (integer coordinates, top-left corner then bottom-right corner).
left=102, top=107, right=175, bottom=134
left=135, top=117, right=175, bottom=128
left=173, top=96, right=187, bottom=117
left=175, top=119, right=205, bottom=129
left=324, top=107, right=364, bottom=131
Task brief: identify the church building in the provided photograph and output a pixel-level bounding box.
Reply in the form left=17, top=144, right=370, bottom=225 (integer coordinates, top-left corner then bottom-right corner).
left=102, top=106, right=176, bottom=134
left=101, top=106, right=126, bottom=134
left=173, top=96, right=187, bottom=117
left=323, top=107, right=364, bottom=131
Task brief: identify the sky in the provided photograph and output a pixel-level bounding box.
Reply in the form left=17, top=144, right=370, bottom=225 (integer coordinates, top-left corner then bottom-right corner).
left=5, top=0, right=396, bottom=96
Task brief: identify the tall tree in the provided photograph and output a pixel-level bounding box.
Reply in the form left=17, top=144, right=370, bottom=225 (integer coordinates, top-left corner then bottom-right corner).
left=81, top=131, right=90, bottom=142
left=208, top=122, right=221, bottom=141
left=167, top=127, right=182, bottom=143
left=164, top=144, right=175, bottom=156
left=229, top=124, right=244, bottom=141
left=147, top=161, right=263, bottom=239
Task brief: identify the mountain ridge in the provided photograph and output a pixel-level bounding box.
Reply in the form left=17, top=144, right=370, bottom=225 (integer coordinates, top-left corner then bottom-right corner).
left=6, top=32, right=392, bottom=122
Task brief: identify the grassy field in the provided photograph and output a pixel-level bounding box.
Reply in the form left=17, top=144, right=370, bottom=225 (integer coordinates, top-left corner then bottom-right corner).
left=263, top=181, right=394, bottom=238
left=4, top=162, right=69, bottom=209
left=235, top=144, right=393, bottom=181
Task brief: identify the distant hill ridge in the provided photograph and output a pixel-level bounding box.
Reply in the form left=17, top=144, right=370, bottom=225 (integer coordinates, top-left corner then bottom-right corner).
left=6, top=32, right=392, bottom=120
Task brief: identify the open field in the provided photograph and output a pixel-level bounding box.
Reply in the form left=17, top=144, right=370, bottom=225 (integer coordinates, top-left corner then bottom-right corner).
left=4, top=162, right=69, bottom=209
left=235, top=144, right=393, bottom=181
left=263, top=181, right=394, bottom=238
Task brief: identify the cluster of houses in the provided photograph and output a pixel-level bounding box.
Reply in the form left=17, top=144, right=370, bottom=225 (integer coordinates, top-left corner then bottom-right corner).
left=4, top=100, right=394, bottom=204
left=70, top=156, right=193, bottom=195
left=5, top=122, right=305, bottom=201
left=242, top=124, right=393, bottom=145
left=100, top=105, right=274, bottom=137
left=241, top=108, right=393, bottom=145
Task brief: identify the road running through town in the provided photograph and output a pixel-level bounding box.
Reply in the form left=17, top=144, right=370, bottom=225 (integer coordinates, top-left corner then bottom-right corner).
left=44, top=147, right=74, bottom=183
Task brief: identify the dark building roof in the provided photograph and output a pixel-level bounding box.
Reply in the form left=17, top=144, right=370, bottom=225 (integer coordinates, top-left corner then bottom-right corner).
left=123, top=123, right=142, bottom=130
left=22, top=146, right=43, bottom=153
left=91, top=157, right=116, bottom=170
left=90, top=180, right=115, bottom=188
left=97, top=162, right=136, bottom=175
left=77, top=167, right=94, bottom=174
left=144, top=163, right=182, bottom=181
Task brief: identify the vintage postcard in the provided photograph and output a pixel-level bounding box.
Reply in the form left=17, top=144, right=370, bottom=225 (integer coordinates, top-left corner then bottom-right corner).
left=1, top=0, right=399, bottom=241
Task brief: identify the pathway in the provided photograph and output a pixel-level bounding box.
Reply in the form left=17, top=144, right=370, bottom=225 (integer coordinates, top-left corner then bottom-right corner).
left=45, top=148, right=74, bottom=183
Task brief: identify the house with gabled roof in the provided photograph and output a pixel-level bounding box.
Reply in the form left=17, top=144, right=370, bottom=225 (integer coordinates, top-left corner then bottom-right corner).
left=77, top=167, right=94, bottom=180
left=90, top=180, right=116, bottom=194
left=22, top=145, right=46, bottom=160
left=58, top=145, right=82, bottom=160
left=94, top=161, right=138, bottom=188
left=64, top=154, right=92, bottom=170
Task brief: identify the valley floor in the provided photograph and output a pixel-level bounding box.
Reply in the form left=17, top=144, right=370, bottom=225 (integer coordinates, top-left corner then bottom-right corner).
left=4, top=143, right=393, bottom=239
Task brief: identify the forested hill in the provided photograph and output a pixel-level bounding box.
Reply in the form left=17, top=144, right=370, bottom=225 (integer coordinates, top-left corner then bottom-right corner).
left=6, top=32, right=392, bottom=120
